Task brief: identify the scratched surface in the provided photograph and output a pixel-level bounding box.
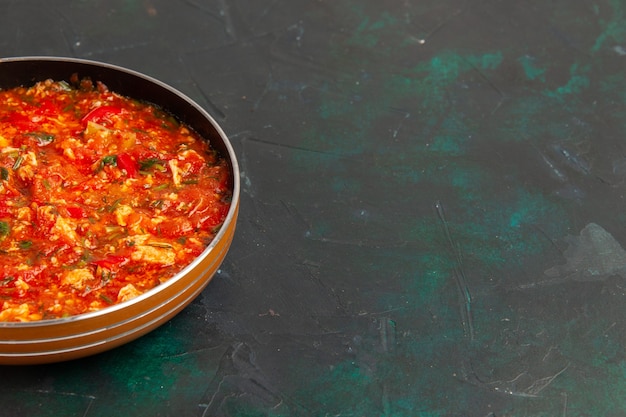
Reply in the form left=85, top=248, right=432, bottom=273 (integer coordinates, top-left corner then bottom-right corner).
left=1, top=0, right=626, bottom=415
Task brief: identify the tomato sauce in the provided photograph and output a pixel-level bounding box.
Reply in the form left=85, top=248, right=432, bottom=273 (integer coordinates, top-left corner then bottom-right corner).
left=0, top=77, right=231, bottom=321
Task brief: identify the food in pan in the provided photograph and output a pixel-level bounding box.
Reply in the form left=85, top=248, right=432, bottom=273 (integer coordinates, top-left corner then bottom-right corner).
left=0, top=76, right=231, bottom=321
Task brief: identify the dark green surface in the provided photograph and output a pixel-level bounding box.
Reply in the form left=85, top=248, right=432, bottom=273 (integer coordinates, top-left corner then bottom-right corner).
left=2, top=0, right=626, bottom=415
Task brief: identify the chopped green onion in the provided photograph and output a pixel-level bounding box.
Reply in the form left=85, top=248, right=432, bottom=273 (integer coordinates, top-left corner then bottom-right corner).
left=0, top=167, right=8, bottom=181
left=18, top=240, right=33, bottom=250
left=0, top=221, right=9, bottom=239
left=94, top=154, right=118, bottom=173
left=100, top=270, right=113, bottom=284
left=106, top=198, right=123, bottom=213
left=0, top=276, right=15, bottom=286
left=139, top=158, right=166, bottom=176
left=146, top=242, right=173, bottom=249
left=57, top=80, right=72, bottom=91
left=25, top=132, right=55, bottom=146
left=99, top=293, right=113, bottom=304
left=102, top=155, right=117, bottom=165
left=12, top=155, right=23, bottom=170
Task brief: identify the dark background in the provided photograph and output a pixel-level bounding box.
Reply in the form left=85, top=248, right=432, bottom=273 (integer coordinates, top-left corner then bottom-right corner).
left=2, top=1, right=626, bottom=416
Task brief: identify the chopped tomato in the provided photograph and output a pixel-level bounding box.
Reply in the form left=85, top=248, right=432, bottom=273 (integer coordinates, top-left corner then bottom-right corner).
left=81, top=105, right=122, bottom=125
left=65, top=206, right=88, bottom=219
left=153, top=217, right=194, bottom=239
left=116, top=152, right=138, bottom=177
left=92, top=255, right=130, bottom=270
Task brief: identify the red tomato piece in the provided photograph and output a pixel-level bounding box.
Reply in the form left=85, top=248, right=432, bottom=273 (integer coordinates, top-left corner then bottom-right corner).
left=92, top=255, right=130, bottom=270
left=116, top=153, right=138, bottom=177
left=65, top=206, right=87, bottom=219
left=153, top=217, right=194, bottom=239
left=193, top=203, right=230, bottom=230
left=81, top=106, right=122, bottom=125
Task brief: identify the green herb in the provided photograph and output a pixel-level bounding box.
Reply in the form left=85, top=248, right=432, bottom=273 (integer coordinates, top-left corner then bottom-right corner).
left=12, top=155, right=23, bottom=170
left=57, top=80, right=72, bottom=91
left=94, top=155, right=118, bottom=173
left=153, top=109, right=179, bottom=128
left=181, top=179, right=199, bottom=185
left=25, top=132, right=55, bottom=146
left=18, top=240, right=33, bottom=250
left=99, top=293, right=113, bottom=304
left=105, top=225, right=124, bottom=234
left=102, top=155, right=117, bottom=166
left=100, top=270, right=113, bottom=284
left=106, top=198, right=123, bottom=213
left=0, top=167, right=8, bottom=181
left=0, top=221, right=9, bottom=239
left=74, top=254, right=88, bottom=268
left=146, top=242, right=173, bottom=249
left=139, top=158, right=166, bottom=172
left=139, top=158, right=161, bottom=169
left=104, top=226, right=126, bottom=243
left=0, top=276, right=15, bottom=286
